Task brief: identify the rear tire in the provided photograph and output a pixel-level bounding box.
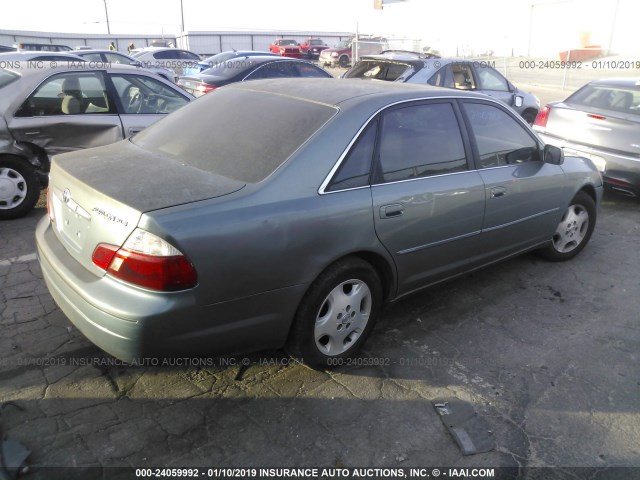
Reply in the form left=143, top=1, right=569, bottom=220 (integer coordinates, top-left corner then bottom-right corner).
left=522, top=109, right=538, bottom=125
left=539, top=191, right=595, bottom=261
left=286, top=257, right=382, bottom=368
left=0, top=157, right=41, bottom=220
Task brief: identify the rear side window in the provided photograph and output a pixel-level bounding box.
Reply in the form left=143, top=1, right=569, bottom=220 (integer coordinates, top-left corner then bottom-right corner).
left=133, top=87, right=337, bottom=183
left=376, top=103, right=468, bottom=183
left=345, top=60, right=412, bottom=81
left=327, top=120, right=377, bottom=192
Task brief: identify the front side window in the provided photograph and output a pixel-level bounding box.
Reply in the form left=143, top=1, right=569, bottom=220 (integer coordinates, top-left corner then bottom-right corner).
left=463, top=102, right=539, bottom=168
left=376, top=103, right=468, bottom=183
left=110, top=74, right=189, bottom=114
left=475, top=66, right=509, bottom=92
left=15, top=72, right=110, bottom=117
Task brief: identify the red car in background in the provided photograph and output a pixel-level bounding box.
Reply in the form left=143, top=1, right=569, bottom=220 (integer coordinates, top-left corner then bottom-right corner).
left=298, top=38, right=329, bottom=59
left=269, top=39, right=302, bottom=58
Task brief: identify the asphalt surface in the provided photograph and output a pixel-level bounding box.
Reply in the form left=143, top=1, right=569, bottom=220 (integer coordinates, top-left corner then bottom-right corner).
left=2, top=186, right=640, bottom=479
left=2, top=67, right=640, bottom=479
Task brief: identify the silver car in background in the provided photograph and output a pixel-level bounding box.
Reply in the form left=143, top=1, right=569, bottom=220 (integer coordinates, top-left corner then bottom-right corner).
left=0, top=64, right=193, bottom=219
left=344, top=52, right=541, bottom=123
left=533, top=78, right=640, bottom=197
left=36, top=79, right=602, bottom=368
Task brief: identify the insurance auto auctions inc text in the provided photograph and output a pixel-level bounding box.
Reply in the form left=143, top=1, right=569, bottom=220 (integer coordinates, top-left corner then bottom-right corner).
left=197, top=467, right=496, bottom=478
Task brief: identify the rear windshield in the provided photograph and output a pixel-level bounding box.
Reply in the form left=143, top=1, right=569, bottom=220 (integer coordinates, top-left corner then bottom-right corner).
left=344, top=60, right=413, bottom=81
left=0, top=69, right=19, bottom=88
left=133, top=86, right=337, bottom=183
left=200, top=57, right=258, bottom=77
left=566, top=83, right=640, bottom=115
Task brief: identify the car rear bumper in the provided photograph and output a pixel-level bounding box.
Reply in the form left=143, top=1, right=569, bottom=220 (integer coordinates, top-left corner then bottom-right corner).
left=36, top=215, right=305, bottom=362
left=537, top=132, right=640, bottom=196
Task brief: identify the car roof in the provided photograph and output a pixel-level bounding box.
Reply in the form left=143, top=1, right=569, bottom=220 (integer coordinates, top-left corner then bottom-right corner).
left=588, top=78, right=640, bottom=88
left=0, top=51, right=85, bottom=61
left=74, top=49, right=129, bottom=55
left=226, top=77, right=490, bottom=108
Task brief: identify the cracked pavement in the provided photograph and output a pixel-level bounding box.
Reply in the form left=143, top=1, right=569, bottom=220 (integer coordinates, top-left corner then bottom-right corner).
left=1, top=190, right=639, bottom=479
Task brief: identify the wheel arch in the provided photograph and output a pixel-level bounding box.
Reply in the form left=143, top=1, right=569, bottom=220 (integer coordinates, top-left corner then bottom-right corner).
left=578, top=183, right=597, bottom=204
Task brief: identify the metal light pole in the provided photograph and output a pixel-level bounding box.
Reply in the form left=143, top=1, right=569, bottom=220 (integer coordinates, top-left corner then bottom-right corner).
left=103, top=0, right=111, bottom=34
left=180, top=0, right=185, bottom=33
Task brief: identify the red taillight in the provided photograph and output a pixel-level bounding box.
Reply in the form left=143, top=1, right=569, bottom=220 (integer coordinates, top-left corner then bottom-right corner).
left=92, top=234, right=197, bottom=292
left=196, top=82, right=217, bottom=94
left=587, top=113, right=606, bottom=120
left=91, top=244, right=119, bottom=270
left=533, top=105, right=551, bottom=128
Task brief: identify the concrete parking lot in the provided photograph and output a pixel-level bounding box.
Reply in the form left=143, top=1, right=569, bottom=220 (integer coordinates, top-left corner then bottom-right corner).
left=2, top=185, right=640, bottom=479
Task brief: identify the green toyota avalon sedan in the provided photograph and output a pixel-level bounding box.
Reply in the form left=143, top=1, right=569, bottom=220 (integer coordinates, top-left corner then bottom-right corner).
left=36, top=78, right=603, bottom=367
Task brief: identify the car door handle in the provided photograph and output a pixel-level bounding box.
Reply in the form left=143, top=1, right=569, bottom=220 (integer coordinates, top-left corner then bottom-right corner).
left=380, top=204, right=404, bottom=219
left=128, top=127, right=143, bottom=136
left=23, top=131, right=41, bottom=135
left=490, top=186, right=507, bottom=198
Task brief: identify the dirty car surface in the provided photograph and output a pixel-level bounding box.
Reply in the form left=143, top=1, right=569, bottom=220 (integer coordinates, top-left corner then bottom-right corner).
left=35, top=79, right=603, bottom=368
left=0, top=64, right=193, bottom=219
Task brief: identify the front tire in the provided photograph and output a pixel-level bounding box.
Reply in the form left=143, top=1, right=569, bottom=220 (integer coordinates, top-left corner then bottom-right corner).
left=0, top=157, right=41, bottom=220
left=286, top=257, right=382, bottom=368
left=539, top=191, right=596, bottom=261
left=338, top=55, right=350, bottom=68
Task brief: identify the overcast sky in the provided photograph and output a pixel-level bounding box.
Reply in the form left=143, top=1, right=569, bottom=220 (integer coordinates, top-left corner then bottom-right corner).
left=1, top=0, right=637, bottom=57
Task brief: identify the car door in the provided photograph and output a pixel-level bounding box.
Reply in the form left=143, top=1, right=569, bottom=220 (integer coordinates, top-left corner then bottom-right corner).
left=9, top=71, right=124, bottom=156
left=107, top=73, right=191, bottom=137
left=472, top=64, right=515, bottom=108
left=460, top=100, right=566, bottom=257
left=370, top=101, right=486, bottom=296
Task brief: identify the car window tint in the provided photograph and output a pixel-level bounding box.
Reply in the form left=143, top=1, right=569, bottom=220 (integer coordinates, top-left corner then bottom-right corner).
left=133, top=87, right=337, bottom=183
left=377, top=103, right=467, bottom=183
left=327, top=120, right=377, bottom=192
left=154, top=50, right=176, bottom=60
left=110, top=74, right=189, bottom=114
left=80, top=53, right=103, bottom=62
left=427, top=66, right=446, bottom=86
left=345, top=60, right=411, bottom=81
left=464, top=102, right=540, bottom=168
left=246, top=61, right=297, bottom=79
left=566, top=84, right=640, bottom=115
left=294, top=62, right=331, bottom=78
left=203, top=58, right=257, bottom=78
left=451, top=63, right=476, bottom=90
left=104, top=52, right=134, bottom=65
left=179, top=50, right=200, bottom=60
left=476, top=66, right=509, bottom=91
left=15, top=72, right=110, bottom=116
left=0, top=69, right=19, bottom=88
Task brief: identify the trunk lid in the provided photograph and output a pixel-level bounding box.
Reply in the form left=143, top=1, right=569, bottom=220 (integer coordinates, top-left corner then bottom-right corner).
left=48, top=139, right=245, bottom=275
left=546, top=102, right=640, bottom=157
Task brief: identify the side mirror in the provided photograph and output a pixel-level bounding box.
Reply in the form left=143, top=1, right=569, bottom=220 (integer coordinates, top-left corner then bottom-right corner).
left=514, top=95, right=524, bottom=108
left=543, top=144, right=564, bottom=165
